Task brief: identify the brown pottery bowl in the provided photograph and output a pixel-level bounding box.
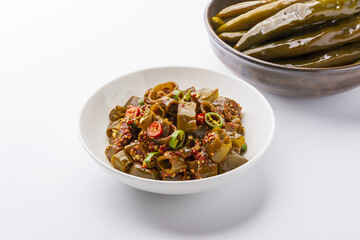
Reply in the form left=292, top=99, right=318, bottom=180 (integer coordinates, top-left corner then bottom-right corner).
left=204, top=0, right=360, bottom=97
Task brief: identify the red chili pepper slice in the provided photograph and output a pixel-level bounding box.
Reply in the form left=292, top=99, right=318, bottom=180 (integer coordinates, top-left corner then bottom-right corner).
left=196, top=113, right=205, bottom=125
left=125, top=107, right=140, bottom=119
left=147, top=121, right=163, bottom=137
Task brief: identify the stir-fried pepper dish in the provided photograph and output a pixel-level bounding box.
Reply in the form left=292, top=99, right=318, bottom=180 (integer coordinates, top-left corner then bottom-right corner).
left=105, top=82, right=248, bottom=180
left=212, top=0, right=360, bottom=68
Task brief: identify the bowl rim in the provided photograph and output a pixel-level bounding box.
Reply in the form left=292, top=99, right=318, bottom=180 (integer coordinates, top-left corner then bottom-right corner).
left=204, top=0, right=360, bottom=72
left=78, top=65, right=275, bottom=184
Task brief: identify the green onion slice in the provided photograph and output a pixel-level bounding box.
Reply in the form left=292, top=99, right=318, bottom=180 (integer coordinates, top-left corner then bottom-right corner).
left=172, top=90, right=184, bottom=100
left=143, top=152, right=159, bottom=167
left=169, top=130, right=185, bottom=149
left=205, top=112, right=224, bottom=128
left=241, top=142, right=247, bottom=152
left=138, top=99, right=145, bottom=106
left=184, top=91, right=191, bottom=101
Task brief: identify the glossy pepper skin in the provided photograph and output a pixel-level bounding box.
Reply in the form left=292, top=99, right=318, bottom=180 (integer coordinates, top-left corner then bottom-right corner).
left=111, top=150, right=134, bottom=173
left=243, top=14, right=360, bottom=61
left=235, top=0, right=360, bottom=51
left=177, top=102, right=197, bottom=133
left=204, top=127, right=232, bottom=163
left=106, top=120, right=134, bottom=143
left=147, top=82, right=178, bottom=103
left=218, top=31, right=247, bottom=44
left=150, top=104, right=166, bottom=118
left=109, top=106, right=126, bottom=121
left=275, top=41, right=360, bottom=68
left=124, top=142, right=147, bottom=163
left=212, top=96, right=242, bottom=122
left=227, top=132, right=245, bottom=148
left=157, top=151, right=187, bottom=176
left=216, top=0, right=306, bottom=34
left=218, top=150, right=248, bottom=174
left=215, top=0, right=276, bottom=18
left=139, top=108, right=160, bottom=130
left=105, top=144, right=122, bottom=161
left=211, top=16, right=225, bottom=29
left=194, top=161, right=218, bottom=179
left=106, top=119, right=122, bottom=139
left=129, top=163, right=160, bottom=180
left=194, top=88, right=219, bottom=103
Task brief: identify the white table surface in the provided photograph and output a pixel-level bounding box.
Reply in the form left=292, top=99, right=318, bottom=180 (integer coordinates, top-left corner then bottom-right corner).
left=1, top=0, right=360, bottom=239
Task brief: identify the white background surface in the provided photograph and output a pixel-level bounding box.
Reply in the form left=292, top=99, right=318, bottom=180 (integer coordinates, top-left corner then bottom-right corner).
left=1, top=0, right=359, bottom=239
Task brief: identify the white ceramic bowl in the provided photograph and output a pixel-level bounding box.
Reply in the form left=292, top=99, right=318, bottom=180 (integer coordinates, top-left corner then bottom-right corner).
left=79, top=66, right=275, bottom=195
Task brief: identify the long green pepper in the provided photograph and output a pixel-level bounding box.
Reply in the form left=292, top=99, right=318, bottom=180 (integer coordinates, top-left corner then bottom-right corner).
left=216, top=0, right=306, bottom=34
left=243, top=14, right=360, bottom=61
left=275, top=41, right=360, bottom=68
left=235, top=0, right=360, bottom=51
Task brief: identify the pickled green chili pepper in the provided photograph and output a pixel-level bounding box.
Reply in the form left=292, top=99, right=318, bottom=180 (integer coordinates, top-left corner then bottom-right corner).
left=218, top=149, right=248, bottom=174
left=241, top=142, right=247, bottom=152
left=243, top=14, right=360, bottom=61
left=218, top=31, right=247, bottom=44
left=205, top=127, right=232, bottom=163
left=157, top=151, right=187, bottom=176
left=148, top=82, right=178, bottom=103
left=205, top=112, right=224, bottom=128
left=196, top=88, right=219, bottom=103
left=211, top=16, right=225, bottom=29
left=111, top=150, right=134, bottom=172
left=275, top=41, right=360, bottom=68
left=177, top=102, right=197, bottom=133
left=169, top=130, right=185, bottom=149
left=143, top=152, right=159, bottom=168
left=129, top=163, right=160, bottom=180
left=235, top=0, right=360, bottom=51
left=109, top=106, right=127, bottom=121
left=216, top=0, right=306, bottom=34
left=172, top=90, right=184, bottom=100
left=215, top=0, right=275, bottom=19
left=229, top=133, right=245, bottom=148
left=138, top=99, right=145, bottom=106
